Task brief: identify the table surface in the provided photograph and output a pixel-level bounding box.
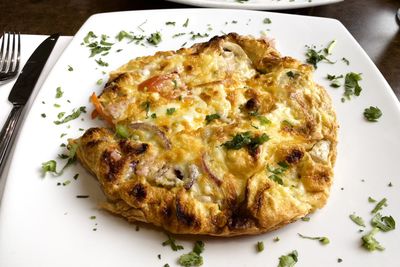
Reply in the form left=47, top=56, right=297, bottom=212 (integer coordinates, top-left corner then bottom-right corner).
left=1, top=0, right=399, bottom=99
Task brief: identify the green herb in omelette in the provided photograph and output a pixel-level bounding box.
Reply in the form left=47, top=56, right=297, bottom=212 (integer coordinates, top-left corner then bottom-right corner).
left=363, top=106, right=382, bottom=122
left=349, top=214, right=366, bottom=227
left=115, top=124, right=130, bottom=139
left=298, top=233, right=330, bottom=245
left=166, top=108, right=176, bottom=115
left=205, top=113, right=220, bottom=124
left=267, top=161, right=289, bottom=185
left=371, top=213, right=396, bottom=232
left=278, top=250, right=298, bottom=267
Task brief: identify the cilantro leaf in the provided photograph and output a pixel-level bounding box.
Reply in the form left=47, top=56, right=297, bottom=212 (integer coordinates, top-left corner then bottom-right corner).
left=41, top=160, right=57, bottom=176
left=371, top=198, right=387, bottom=214
left=53, top=106, right=86, bottom=125
left=205, top=113, right=220, bottom=124
left=298, top=233, right=330, bottom=245
left=361, top=227, right=385, bottom=251
left=166, top=107, right=176, bottom=115
left=371, top=213, right=395, bottom=232
left=363, top=106, right=382, bottom=122
left=349, top=214, right=366, bottom=227
left=56, top=87, right=63, bottom=98
left=162, top=234, right=184, bottom=251
left=278, top=250, right=298, bottom=267
left=256, top=241, right=264, bottom=252
left=344, top=72, right=362, bottom=100
left=178, top=252, right=202, bottom=267
left=147, top=32, right=162, bottom=45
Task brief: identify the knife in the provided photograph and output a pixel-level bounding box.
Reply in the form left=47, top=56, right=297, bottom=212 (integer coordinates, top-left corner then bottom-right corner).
left=0, top=34, right=59, bottom=178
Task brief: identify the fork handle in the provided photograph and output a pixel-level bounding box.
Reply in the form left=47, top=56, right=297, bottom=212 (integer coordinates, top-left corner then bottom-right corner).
left=0, top=105, right=24, bottom=179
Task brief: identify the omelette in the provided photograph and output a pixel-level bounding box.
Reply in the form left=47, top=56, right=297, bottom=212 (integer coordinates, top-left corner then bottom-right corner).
left=70, top=33, right=338, bottom=236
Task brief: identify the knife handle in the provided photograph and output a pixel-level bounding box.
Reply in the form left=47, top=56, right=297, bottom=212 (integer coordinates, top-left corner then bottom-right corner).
left=0, top=105, right=24, bottom=179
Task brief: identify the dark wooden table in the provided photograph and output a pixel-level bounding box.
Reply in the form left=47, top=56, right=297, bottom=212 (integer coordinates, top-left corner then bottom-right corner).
left=1, top=0, right=399, bottom=99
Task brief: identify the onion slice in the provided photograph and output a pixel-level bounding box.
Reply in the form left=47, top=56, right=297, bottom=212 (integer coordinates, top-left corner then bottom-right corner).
left=201, top=153, right=222, bottom=186
left=129, top=123, right=171, bottom=150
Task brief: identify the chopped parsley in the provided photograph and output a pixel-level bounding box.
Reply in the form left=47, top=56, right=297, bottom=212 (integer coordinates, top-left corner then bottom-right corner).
left=165, top=21, right=176, bottom=26
left=205, top=113, right=220, bottom=124
left=256, top=241, right=264, bottom=252
left=298, top=233, right=330, bottom=245
left=222, top=132, right=269, bottom=153
left=56, top=87, right=64, bottom=98
left=172, top=33, right=186, bottom=38
left=166, top=107, right=176, bottom=115
left=273, top=237, right=280, bottom=242
left=162, top=234, right=184, bottom=251
left=95, top=58, right=109, bottom=67
left=323, top=40, right=337, bottom=55
left=147, top=32, right=162, bottom=45
left=83, top=31, right=97, bottom=44
left=236, top=0, right=249, bottom=2
left=191, top=32, right=209, bottom=40
left=349, top=214, right=366, bottom=227
left=115, top=31, right=145, bottom=43
left=151, top=113, right=157, bottom=119
left=363, top=106, right=382, bottom=122
left=326, top=74, right=343, bottom=88
left=115, top=124, right=130, bottom=139
left=142, top=101, right=150, bottom=118
left=263, top=18, right=272, bottom=24
left=301, top=217, right=310, bottom=222
left=183, top=18, right=189, bottom=27
left=57, top=112, right=65, bottom=119
left=67, top=65, right=73, bottom=71
left=343, top=72, right=362, bottom=100
left=53, top=106, right=86, bottom=125
left=41, top=113, right=46, bottom=118
left=371, top=198, right=387, bottom=214
left=267, top=161, right=289, bottom=185
left=305, top=43, right=335, bottom=68
left=41, top=160, right=57, bottom=176
left=361, top=227, right=384, bottom=251
left=96, top=78, right=103, bottom=85
left=368, top=197, right=377, bottom=203
left=342, top=57, right=350, bottom=65
left=286, top=71, right=299, bottom=79
left=371, top=213, right=396, bottom=232
left=85, top=33, right=113, bottom=57
left=178, top=241, right=204, bottom=267
left=278, top=250, right=298, bottom=267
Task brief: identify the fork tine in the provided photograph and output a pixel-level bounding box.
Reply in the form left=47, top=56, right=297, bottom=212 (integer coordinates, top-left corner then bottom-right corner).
left=15, top=33, right=21, bottom=72
left=1, top=32, right=11, bottom=72
left=9, top=32, right=16, bottom=72
left=0, top=32, right=5, bottom=71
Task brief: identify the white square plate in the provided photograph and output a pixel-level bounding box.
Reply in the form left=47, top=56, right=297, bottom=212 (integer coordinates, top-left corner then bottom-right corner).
left=1, top=9, right=399, bottom=267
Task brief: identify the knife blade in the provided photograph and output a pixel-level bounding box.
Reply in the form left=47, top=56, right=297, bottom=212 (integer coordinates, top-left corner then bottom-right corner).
left=0, top=34, right=59, bottom=179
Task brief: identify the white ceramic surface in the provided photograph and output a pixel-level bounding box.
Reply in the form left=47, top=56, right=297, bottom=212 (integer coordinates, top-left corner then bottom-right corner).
left=165, top=0, right=343, bottom=10
left=0, top=9, right=399, bottom=267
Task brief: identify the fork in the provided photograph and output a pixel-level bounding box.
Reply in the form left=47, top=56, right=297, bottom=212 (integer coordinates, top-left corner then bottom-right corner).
left=0, top=32, right=21, bottom=82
